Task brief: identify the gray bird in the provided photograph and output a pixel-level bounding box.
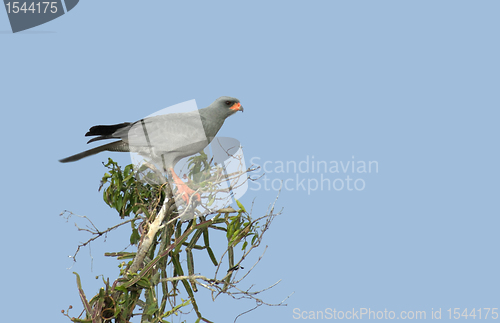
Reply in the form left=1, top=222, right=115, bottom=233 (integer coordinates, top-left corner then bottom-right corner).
left=60, top=96, right=244, bottom=202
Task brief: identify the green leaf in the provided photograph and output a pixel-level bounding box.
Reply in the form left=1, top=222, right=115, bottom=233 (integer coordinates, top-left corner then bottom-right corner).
left=186, top=248, right=194, bottom=275
left=207, top=195, right=215, bottom=206
left=251, top=234, right=258, bottom=245
left=226, top=222, right=235, bottom=239
left=235, top=199, right=246, bottom=213
left=115, top=194, right=123, bottom=212
left=145, top=302, right=159, bottom=315
left=206, top=246, right=218, bottom=266
left=130, top=228, right=140, bottom=245
left=114, top=284, right=128, bottom=292
left=232, top=229, right=242, bottom=240
left=202, top=228, right=210, bottom=247
left=136, top=276, right=151, bottom=289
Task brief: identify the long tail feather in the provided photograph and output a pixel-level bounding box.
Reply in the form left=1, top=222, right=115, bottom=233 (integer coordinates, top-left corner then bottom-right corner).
left=59, top=141, right=129, bottom=163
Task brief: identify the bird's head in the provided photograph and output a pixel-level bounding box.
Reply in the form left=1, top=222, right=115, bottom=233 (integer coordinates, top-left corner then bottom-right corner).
left=212, top=96, right=244, bottom=117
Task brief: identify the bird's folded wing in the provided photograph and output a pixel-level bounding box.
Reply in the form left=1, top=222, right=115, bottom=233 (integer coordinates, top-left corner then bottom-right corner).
left=118, top=111, right=209, bottom=152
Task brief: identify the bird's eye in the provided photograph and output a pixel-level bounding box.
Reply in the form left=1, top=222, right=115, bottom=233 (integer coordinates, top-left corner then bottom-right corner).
left=225, top=101, right=232, bottom=106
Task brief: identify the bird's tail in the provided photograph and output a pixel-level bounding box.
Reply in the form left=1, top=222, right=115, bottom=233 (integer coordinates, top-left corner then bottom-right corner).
left=59, top=141, right=130, bottom=163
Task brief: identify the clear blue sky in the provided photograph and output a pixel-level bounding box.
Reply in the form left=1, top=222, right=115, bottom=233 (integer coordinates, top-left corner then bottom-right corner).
left=1, top=1, right=499, bottom=322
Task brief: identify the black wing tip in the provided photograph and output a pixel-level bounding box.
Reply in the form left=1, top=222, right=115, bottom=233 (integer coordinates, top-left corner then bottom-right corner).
left=85, top=122, right=131, bottom=137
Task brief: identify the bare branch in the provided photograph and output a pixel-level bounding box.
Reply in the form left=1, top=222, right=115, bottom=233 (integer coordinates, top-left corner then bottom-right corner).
left=61, top=211, right=141, bottom=262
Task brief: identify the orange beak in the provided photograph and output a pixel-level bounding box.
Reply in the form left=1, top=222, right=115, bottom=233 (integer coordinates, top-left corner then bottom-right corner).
left=230, top=102, right=244, bottom=112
